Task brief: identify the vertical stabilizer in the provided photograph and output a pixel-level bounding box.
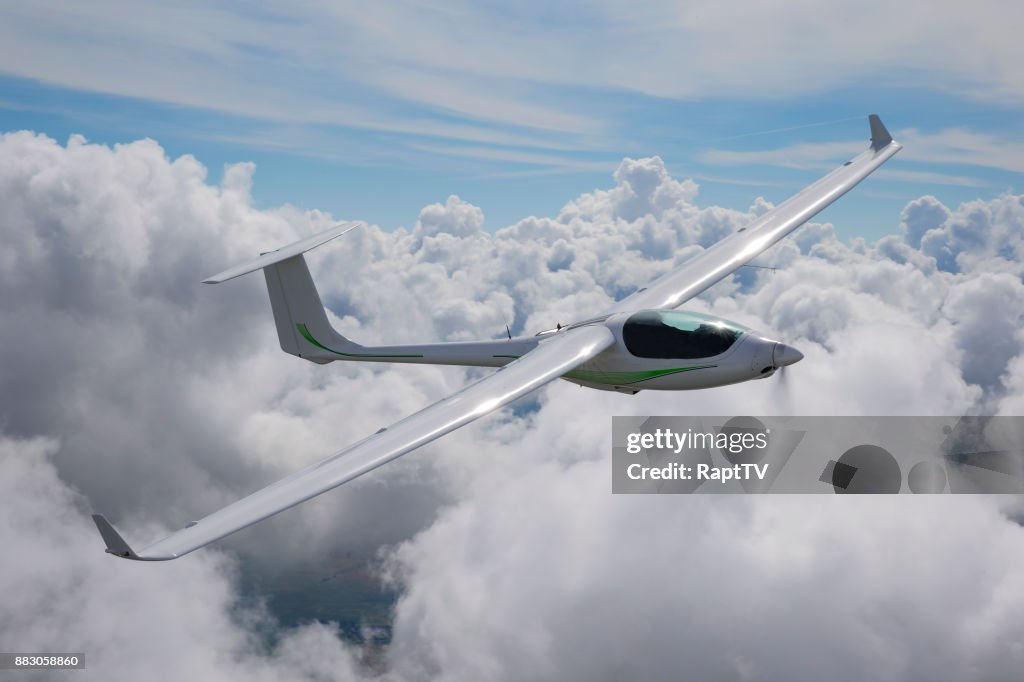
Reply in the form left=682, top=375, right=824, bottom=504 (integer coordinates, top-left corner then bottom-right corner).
left=263, top=255, right=361, bottom=362
left=203, top=223, right=365, bottom=363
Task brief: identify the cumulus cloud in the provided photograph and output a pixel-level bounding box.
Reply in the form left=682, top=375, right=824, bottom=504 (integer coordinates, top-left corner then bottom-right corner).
left=0, top=434, right=367, bottom=681
left=902, top=195, right=952, bottom=249
left=387, top=488, right=1024, bottom=681
left=2, top=131, right=1024, bottom=680
left=918, top=194, right=1024, bottom=275
left=415, top=194, right=485, bottom=239
left=941, top=274, right=1024, bottom=395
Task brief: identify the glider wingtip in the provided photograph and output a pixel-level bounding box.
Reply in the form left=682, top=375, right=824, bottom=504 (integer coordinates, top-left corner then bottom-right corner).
left=868, top=114, right=894, bottom=150
left=91, top=513, right=140, bottom=560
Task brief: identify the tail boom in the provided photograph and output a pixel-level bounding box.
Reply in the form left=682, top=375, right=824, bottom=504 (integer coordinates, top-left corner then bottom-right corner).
left=293, top=320, right=539, bottom=367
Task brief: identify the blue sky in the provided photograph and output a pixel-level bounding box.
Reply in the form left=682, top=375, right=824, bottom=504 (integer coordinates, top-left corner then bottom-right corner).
left=2, top=1, right=1022, bottom=240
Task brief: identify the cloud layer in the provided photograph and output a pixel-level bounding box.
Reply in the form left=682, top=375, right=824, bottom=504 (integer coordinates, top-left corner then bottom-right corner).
left=1, top=131, right=1023, bottom=680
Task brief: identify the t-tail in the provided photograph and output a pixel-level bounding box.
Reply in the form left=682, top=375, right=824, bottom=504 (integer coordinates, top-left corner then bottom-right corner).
left=202, top=222, right=537, bottom=367
left=203, top=222, right=368, bottom=363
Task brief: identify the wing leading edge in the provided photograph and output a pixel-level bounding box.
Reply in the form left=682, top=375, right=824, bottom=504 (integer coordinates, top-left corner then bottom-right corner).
left=94, top=325, right=614, bottom=560
left=603, top=115, right=902, bottom=314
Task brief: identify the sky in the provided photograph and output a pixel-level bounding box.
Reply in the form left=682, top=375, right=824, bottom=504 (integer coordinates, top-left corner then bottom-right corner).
left=3, top=2, right=1024, bottom=681
left=1, top=1, right=1024, bottom=239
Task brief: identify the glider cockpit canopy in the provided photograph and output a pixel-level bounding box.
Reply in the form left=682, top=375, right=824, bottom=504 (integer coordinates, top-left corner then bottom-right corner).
left=622, top=310, right=747, bottom=359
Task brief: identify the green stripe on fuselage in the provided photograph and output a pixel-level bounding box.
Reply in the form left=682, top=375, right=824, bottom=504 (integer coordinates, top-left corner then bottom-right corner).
left=296, top=323, right=424, bottom=358
left=563, top=365, right=716, bottom=385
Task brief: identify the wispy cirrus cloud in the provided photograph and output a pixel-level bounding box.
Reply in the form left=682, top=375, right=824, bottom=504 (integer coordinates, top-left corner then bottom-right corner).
left=3, top=0, right=1024, bottom=235
left=697, top=141, right=864, bottom=170
left=876, top=168, right=986, bottom=188
left=897, top=127, right=1024, bottom=174
left=701, top=127, right=1024, bottom=173
left=696, top=125, right=1024, bottom=188
left=410, top=142, right=616, bottom=174
left=4, top=0, right=1024, bottom=150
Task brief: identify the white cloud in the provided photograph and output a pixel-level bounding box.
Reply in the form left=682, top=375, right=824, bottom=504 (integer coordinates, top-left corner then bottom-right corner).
left=387, top=485, right=1024, bottom=681
left=942, top=273, right=1024, bottom=397
left=0, top=434, right=367, bottom=681
left=901, top=195, right=952, bottom=249
left=917, top=194, right=1024, bottom=275
left=415, top=194, right=485, bottom=239
left=2, top=131, right=1024, bottom=679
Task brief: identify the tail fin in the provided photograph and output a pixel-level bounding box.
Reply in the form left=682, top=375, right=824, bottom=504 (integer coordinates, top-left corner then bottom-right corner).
left=204, top=222, right=365, bottom=363
left=262, top=254, right=363, bottom=362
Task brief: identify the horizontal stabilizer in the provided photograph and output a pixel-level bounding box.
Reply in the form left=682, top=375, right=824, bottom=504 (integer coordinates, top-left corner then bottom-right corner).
left=91, top=514, right=142, bottom=560
left=203, top=221, right=364, bottom=284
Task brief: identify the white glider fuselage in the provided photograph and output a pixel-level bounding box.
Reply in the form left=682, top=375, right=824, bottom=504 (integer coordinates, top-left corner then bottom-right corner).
left=263, top=241, right=799, bottom=394
left=295, top=309, right=797, bottom=394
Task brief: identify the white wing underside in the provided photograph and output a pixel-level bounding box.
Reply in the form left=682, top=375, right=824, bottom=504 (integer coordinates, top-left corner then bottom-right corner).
left=95, top=325, right=614, bottom=560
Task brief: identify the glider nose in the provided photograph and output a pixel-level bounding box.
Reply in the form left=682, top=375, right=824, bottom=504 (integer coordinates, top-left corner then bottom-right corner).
left=772, top=342, right=804, bottom=368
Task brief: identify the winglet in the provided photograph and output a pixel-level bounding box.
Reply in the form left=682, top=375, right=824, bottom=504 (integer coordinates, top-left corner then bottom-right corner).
left=869, top=114, right=893, bottom=151
left=92, top=514, right=141, bottom=560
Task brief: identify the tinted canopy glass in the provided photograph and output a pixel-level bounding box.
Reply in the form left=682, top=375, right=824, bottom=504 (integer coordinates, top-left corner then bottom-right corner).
left=623, top=310, right=745, bottom=359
